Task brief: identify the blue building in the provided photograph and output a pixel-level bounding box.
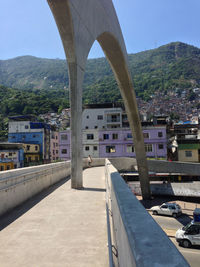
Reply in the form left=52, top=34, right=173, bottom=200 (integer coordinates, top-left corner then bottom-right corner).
left=8, top=116, right=50, bottom=163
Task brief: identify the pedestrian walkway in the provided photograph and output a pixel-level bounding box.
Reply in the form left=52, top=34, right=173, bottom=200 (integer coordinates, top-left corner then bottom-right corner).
left=0, top=167, right=108, bottom=267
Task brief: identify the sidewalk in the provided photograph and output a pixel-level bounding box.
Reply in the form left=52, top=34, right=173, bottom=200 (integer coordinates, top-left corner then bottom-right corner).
left=0, top=167, right=108, bottom=267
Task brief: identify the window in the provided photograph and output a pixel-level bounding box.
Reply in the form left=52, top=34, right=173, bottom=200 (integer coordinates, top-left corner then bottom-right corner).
left=35, top=146, right=38, bottom=151
left=25, top=125, right=29, bottom=129
left=127, top=145, right=134, bottom=153
left=56, top=136, right=58, bottom=140
left=86, top=115, right=89, bottom=119
left=161, top=205, right=168, bottom=209
left=145, top=144, right=152, bottom=152
left=0, top=166, right=4, bottom=171
left=158, top=132, right=163, bottom=137
left=6, top=165, right=10, bottom=170
left=85, top=126, right=88, bottom=129
left=106, top=146, right=116, bottom=153
left=27, top=145, right=30, bottom=151
left=61, top=134, right=68, bottom=141
left=61, top=149, right=67, bottom=154
left=158, top=144, right=164, bottom=150
left=112, top=133, right=118, bottom=140
left=35, top=156, right=39, bottom=161
left=97, top=115, right=103, bottom=120
left=9, top=153, right=12, bottom=156
left=56, top=150, right=58, bottom=153
left=143, top=133, right=149, bottom=139
left=103, top=134, right=109, bottom=140
left=93, top=146, right=98, bottom=151
left=87, top=134, right=94, bottom=140
left=127, top=133, right=132, bottom=139
left=185, top=151, right=192, bottom=157
left=187, top=225, right=200, bottom=235
left=85, top=146, right=90, bottom=151
left=94, top=126, right=98, bottom=129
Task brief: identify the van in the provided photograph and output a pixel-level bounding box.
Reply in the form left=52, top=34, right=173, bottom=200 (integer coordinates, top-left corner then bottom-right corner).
left=175, top=221, right=200, bottom=248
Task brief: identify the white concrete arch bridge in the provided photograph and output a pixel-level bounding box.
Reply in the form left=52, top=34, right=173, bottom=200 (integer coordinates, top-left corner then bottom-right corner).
left=47, top=0, right=151, bottom=199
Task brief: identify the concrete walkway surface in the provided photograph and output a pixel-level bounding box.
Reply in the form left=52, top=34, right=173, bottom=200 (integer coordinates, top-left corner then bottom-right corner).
left=0, top=167, right=108, bottom=267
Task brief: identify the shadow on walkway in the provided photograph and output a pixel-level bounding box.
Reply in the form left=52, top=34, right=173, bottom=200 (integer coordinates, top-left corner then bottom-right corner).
left=0, top=176, right=70, bottom=231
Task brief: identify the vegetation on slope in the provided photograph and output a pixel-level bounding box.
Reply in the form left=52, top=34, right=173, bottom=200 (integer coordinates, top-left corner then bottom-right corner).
left=1, top=42, right=200, bottom=102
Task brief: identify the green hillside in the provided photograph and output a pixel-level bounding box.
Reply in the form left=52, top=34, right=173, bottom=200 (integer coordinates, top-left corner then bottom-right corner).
left=1, top=42, right=200, bottom=103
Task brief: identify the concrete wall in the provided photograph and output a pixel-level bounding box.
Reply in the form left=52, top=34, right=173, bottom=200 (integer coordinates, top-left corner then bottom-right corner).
left=129, top=182, right=200, bottom=197
left=147, top=159, right=200, bottom=176
left=0, top=158, right=105, bottom=217
left=105, top=159, right=189, bottom=267
left=110, top=157, right=200, bottom=176
left=0, top=162, right=70, bottom=216
left=151, top=182, right=200, bottom=197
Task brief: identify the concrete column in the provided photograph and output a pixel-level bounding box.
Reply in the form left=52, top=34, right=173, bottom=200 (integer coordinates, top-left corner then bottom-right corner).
left=69, top=63, right=84, bottom=189
left=127, top=106, right=151, bottom=200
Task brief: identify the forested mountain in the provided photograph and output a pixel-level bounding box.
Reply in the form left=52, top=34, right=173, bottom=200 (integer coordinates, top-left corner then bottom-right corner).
left=1, top=41, right=200, bottom=103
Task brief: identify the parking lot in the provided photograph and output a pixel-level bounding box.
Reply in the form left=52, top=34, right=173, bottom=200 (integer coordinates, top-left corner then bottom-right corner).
left=137, top=196, right=200, bottom=267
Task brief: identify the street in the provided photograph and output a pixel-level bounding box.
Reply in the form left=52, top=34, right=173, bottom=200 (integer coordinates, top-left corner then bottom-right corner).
left=151, top=213, right=200, bottom=267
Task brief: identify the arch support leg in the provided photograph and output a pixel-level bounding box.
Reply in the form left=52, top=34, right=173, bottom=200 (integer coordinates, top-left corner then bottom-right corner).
left=69, top=63, right=84, bottom=189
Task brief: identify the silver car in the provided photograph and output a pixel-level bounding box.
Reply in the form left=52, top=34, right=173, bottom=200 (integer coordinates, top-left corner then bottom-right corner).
left=151, top=203, right=182, bottom=217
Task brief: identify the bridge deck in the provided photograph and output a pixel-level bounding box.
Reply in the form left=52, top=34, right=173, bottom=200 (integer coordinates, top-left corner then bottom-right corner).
left=0, top=167, right=108, bottom=267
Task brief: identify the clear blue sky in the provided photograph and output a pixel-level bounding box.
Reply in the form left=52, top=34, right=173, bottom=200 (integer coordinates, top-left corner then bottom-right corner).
left=0, top=0, right=200, bottom=60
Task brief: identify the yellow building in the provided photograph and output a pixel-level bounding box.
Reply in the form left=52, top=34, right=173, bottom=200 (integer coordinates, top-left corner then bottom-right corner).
left=0, top=162, right=14, bottom=171
left=178, top=143, right=200, bottom=163
left=23, top=144, right=40, bottom=163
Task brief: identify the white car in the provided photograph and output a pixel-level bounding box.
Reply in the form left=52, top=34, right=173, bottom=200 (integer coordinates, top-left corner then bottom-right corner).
left=150, top=202, right=182, bottom=217
left=176, top=221, right=200, bottom=248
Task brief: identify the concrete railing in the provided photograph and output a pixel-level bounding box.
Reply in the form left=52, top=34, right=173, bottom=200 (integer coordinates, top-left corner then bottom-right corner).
left=0, top=161, right=71, bottom=216
left=105, top=159, right=189, bottom=267
left=0, top=158, right=105, bottom=217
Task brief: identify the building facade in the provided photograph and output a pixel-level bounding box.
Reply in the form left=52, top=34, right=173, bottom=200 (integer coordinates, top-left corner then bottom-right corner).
left=82, top=129, right=99, bottom=158
left=99, top=127, right=167, bottom=159
left=8, top=116, right=50, bottom=163
left=50, top=131, right=59, bottom=162
left=0, top=143, right=24, bottom=170
left=59, top=130, right=71, bottom=161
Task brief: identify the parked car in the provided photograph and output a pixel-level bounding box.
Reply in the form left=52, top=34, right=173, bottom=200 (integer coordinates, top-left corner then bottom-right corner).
left=150, top=202, right=182, bottom=217
left=176, top=221, right=200, bottom=248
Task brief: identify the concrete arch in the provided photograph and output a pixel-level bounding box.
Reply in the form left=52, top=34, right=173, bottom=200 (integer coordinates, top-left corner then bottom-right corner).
left=47, top=0, right=151, bottom=199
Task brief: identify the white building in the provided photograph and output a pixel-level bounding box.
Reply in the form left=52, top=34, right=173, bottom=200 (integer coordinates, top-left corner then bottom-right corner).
left=82, top=107, right=123, bottom=130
